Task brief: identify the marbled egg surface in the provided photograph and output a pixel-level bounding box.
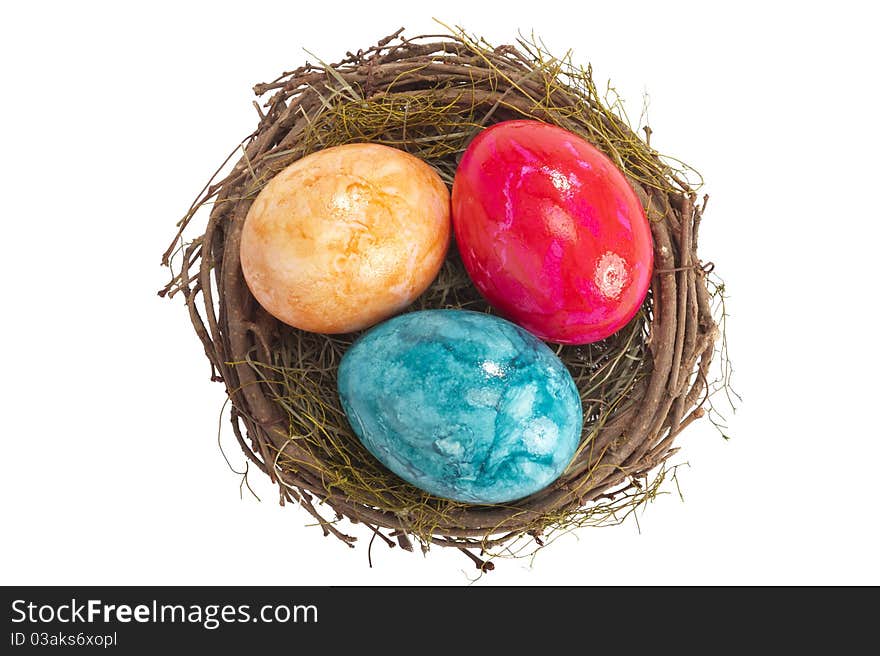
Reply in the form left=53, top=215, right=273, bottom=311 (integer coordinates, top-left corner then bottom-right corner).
left=337, top=310, right=583, bottom=504
left=452, top=120, right=654, bottom=345
left=240, top=143, right=450, bottom=334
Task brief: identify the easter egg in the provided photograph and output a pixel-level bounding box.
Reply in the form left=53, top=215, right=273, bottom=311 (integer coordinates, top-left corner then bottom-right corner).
left=337, top=310, right=583, bottom=504
left=240, top=143, right=451, bottom=333
left=451, top=120, right=653, bottom=344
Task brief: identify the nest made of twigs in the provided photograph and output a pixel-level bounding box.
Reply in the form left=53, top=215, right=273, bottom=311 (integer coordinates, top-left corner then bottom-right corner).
left=160, top=27, right=722, bottom=571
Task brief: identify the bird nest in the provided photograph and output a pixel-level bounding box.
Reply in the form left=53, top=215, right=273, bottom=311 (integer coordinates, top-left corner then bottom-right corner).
left=160, top=27, right=724, bottom=571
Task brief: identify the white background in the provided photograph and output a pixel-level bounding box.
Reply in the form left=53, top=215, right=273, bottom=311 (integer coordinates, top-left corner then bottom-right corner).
left=2, top=1, right=877, bottom=585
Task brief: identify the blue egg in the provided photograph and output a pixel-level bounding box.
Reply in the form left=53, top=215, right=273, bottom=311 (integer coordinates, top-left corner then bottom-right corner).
left=337, top=309, right=583, bottom=504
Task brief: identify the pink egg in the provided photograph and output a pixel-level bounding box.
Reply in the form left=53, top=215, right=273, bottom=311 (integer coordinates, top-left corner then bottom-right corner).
left=452, top=120, right=654, bottom=344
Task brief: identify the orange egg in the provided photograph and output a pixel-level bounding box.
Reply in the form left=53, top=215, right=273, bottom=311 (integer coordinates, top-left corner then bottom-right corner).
left=240, top=144, right=451, bottom=333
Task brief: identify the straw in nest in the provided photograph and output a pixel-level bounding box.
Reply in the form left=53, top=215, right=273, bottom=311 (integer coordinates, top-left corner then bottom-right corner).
left=160, top=26, right=727, bottom=571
